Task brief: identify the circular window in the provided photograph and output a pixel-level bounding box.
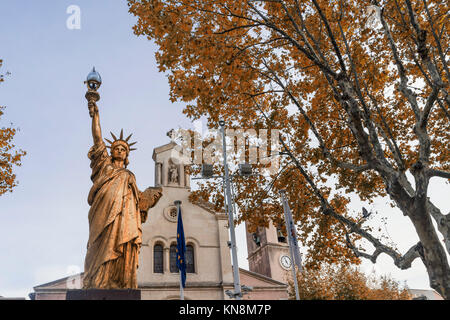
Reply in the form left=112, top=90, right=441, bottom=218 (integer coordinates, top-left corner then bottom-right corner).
left=169, top=208, right=177, bottom=219
left=163, top=206, right=178, bottom=222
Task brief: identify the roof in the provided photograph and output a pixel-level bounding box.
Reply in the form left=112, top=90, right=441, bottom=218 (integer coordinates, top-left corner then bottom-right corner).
left=192, top=198, right=225, bottom=215
left=239, top=268, right=288, bottom=287
left=33, top=273, right=84, bottom=290
left=408, top=289, right=444, bottom=300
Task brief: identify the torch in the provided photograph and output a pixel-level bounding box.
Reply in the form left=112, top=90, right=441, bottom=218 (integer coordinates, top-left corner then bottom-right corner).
left=84, top=67, right=102, bottom=117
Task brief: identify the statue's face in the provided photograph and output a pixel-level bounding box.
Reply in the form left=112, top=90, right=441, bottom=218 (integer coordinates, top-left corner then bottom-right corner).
left=112, top=145, right=127, bottom=161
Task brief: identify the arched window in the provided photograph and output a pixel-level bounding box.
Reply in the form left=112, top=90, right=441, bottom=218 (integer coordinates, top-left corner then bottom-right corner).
left=153, top=244, right=163, bottom=273
left=252, top=232, right=261, bottom=246
left=170, top=244, right=178, bottom=273
left=169, top=244, right=195, bottom=273
left=186, top=245, right=195, bottom=273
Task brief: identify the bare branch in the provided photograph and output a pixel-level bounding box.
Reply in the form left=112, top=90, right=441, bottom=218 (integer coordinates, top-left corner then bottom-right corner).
left=336, top=19, right=392, bottom=171
left=213, top=23, right=263, bottom=35
left=310, top=0, right=348, bottom=74
left=420, top=86, right=440, bottom=127
left=246, top=0, right=338, bottom=78
left=379, top=7, right=421, bottom=120
left=422, top=0, right=450, bottom=81
left=345, top=234, right=422, bottom=270
left=429, top=169, right=450, bottom=180
left=363, top=83, right=406, bottom=171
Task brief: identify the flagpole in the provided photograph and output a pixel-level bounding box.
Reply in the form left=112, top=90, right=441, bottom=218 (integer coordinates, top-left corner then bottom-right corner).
left=179, top=274, right=184, bottom=300
left=175, top=200, right=185, bottom=301
left=280, top=190, right=301, bottom=300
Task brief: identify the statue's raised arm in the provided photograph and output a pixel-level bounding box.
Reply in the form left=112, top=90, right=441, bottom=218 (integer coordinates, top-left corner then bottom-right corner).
left=89, top=101, right=102, bottom=146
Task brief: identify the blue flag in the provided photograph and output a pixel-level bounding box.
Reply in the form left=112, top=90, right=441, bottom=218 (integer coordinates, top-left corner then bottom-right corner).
left=176, top=205, right=186, bottom=288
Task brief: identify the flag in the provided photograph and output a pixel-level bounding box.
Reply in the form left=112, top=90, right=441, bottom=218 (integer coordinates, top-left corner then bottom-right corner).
left=176, top=204, right=186, bottom=288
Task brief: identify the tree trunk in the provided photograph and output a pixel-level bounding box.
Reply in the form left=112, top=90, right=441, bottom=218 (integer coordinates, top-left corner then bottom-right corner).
left=408, top=203, right=450, bottom=299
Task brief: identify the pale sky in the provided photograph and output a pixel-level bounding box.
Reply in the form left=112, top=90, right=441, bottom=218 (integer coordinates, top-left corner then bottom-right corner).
left=0, top=0, right=448, bottom=298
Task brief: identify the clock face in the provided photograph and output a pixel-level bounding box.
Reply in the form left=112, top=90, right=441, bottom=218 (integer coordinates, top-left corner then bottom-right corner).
left=280, top=255, right=292, bottom=270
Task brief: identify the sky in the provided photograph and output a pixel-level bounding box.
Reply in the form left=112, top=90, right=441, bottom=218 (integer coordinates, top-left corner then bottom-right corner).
left=0, top=0, right=448, bottom=299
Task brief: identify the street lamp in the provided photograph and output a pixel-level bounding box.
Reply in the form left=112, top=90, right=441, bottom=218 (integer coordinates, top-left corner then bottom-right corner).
left=238, top=163, right=252, bottom=176
left=218, top=119, right=243, bottom=300
left=192, top=120, right=256, bottom=299
left=201, top=164, right=214, bottom=178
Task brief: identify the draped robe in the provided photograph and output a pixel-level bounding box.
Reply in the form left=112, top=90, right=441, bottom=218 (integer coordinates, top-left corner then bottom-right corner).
left=83, top=141, right=141, bottom=289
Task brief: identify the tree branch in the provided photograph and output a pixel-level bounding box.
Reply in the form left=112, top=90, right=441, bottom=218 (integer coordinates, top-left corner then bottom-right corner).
left=422, top=0, right=450, bottom=82
left=310, top=0, right=348, bottom=74
left=345, top=234, right=422, bottom=270
left=429, top=169, right=450, bottom=180
left=379, top=6, right=421, bottom=120
left=261, top=60, right=372, bottom=173
left=246, top=0, right=338, bottom=78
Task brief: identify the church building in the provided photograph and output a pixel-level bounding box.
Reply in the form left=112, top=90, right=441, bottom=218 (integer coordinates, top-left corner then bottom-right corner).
left=30, top=141, right=291, bottom=300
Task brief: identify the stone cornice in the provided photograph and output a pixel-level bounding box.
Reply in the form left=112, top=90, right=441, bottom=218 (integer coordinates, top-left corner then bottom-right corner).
left=239, top=268, right=288, bottom=286
left=247, top=243, right=289, bottom=261
left=152, top=141, right=180, bottom=161
left=139, top=281, right=234, bottom=288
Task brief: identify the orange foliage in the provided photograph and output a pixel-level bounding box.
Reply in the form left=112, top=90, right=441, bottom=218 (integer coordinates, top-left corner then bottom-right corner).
left=288, top=263, right=411, bottom=300
left=0, top=59, right=26, bottom=196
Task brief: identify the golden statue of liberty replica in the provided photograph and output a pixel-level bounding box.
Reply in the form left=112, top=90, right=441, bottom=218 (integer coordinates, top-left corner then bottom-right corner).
left=82, top=68, right=162, bottom=290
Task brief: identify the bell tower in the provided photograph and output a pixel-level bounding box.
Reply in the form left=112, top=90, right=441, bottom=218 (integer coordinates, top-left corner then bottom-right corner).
left=153, top=141, right=190, bottom=189
left=245, top=221, right=292, bottom=284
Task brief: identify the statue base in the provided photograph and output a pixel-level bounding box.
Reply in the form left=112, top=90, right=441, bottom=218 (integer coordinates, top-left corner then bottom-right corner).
left=66, top=289, right=141, bottom=300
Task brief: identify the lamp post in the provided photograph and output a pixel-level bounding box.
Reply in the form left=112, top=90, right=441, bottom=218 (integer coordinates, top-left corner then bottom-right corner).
left=191, top=120, right=255, bottom=299
left=219, top=119, right=242, bottom=300
left=192, top=121, right=257, bottom=299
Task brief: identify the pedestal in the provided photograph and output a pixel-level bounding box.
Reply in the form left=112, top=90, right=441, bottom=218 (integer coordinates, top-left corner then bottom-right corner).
left=66, top=289, right=141, bottom=300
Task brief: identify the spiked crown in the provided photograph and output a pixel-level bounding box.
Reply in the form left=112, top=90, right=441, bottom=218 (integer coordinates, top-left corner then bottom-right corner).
left=104, top=129, right=137, bottom=153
